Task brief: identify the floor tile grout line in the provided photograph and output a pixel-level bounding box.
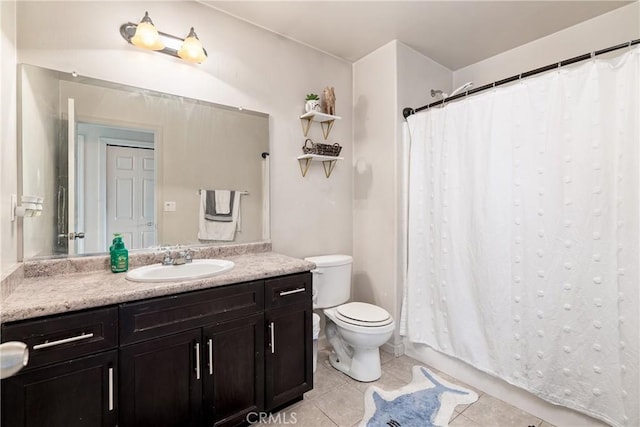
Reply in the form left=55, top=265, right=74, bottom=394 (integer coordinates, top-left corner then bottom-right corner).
left=307, top=398, right=343, bottom=427
left=312, top=351, right=546, bottom=427
left=309, top=381, right=366, bottom=427
left=290, top=398, right=341, bottom=427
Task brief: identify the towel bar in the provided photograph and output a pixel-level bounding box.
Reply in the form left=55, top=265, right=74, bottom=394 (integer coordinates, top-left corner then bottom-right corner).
left=198, top=190, right=249, bottom=195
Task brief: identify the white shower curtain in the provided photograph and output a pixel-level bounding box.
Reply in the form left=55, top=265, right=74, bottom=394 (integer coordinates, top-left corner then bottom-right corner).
left=402, top=48, right=639, bottom=426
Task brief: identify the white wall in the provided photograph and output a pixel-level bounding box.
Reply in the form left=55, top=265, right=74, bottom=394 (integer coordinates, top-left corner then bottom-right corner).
left=397, top=42, right=452, bottom=116
left=15, top=1, right=353, bottom=259
left=352, top=40, right=452, bottom=353
left=0, top=1, right=18, bottom=278
left=352, top=41, right=400, bottom=350
left=454, top=2, right=640, bottom=88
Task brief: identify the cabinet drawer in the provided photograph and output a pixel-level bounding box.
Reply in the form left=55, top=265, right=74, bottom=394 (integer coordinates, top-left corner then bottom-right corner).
left=265, top=273, right=312, bottom=309
left=119, top=281, right=264, bottom=345
left=1, top=307, right=118, bottom=370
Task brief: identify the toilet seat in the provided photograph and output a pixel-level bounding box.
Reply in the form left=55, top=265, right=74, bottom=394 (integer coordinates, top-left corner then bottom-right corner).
left=335, top=302, right=393, bottom=327
left=324, top=306, right=395, bottom=336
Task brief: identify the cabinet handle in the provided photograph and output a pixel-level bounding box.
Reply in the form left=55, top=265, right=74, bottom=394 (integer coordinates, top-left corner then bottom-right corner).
left=279, top=287, right=306, bottom=296
left=195, top=342, right=201, bottom=380
left=269, top=322, right=275, bottom=354
left=108, top=367, right=114, bottom=411
left=207, top=338, right=213, bottom=376
left=33, top=332, right=94, bottom=350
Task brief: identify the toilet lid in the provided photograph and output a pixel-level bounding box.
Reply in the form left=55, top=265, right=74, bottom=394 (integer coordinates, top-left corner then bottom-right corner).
left=336, top=302, right=392, bottom=327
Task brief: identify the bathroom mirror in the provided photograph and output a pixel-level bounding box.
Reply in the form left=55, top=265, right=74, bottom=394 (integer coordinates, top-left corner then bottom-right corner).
left=20, top=64, right=270, bottom=259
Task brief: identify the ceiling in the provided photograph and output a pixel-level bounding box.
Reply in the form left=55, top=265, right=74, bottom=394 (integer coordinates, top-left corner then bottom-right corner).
left=202, top=1, right=633, bottom=70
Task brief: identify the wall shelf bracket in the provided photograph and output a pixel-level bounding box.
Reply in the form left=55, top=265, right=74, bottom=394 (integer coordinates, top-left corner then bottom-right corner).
left=321, top=159, right=338, bottom=178
left=299, top=112, right=342, bottom=140
left=319, top=121, right=335, bottom=140
left=300, top=118, right=313, bottom=137
left=297, top=154, right=343, bottom=178
left=298, top=157, right=313, bottom=177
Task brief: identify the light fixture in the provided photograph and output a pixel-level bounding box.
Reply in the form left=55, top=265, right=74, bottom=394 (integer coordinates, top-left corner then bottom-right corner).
left=120, top=13, right=208, bottom=64
left=178, top=28, right=207, bottom=63
left=130, top=12, right=164, bottom=51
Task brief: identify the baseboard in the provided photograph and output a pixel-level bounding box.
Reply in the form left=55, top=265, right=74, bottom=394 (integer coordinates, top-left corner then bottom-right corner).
left=382, top=340, right=404, bottom=357
left=404, top=341, right=608, bottom=427
left=317, top=335, right=328, bottom=351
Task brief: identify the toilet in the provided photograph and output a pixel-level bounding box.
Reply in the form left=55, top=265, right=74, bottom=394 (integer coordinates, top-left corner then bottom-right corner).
left=305, top=254, right=394, bottom=382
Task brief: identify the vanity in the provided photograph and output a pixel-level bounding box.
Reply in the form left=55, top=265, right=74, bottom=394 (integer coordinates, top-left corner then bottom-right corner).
left=0, top=246, right=314, bottom=427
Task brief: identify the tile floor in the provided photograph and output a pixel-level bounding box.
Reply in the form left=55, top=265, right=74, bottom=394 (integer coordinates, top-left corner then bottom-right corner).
left=268, top=348, right=555, bottom=427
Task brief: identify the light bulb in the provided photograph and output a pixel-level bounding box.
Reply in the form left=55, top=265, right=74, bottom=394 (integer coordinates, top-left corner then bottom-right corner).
left=131, top=12, right=164, bottom=51
left=178, top=28, right=207, bottom=63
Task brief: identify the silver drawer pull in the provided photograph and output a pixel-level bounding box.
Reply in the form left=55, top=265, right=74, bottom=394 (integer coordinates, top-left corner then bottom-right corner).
left=208, top=339, right=213, bottom=376
left=269, top=322, right=275, bottom=354
left=195, top=342, right=201, bottom=380
left=33, top=332, right=94, bottom=350
left=279, top=287, right=306, bottom=297
left=108, top=367, right=114, bottom=411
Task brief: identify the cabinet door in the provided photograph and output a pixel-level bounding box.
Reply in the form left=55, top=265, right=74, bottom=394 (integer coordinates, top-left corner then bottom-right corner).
left=203, top=313, right=264, bottom=427
left=1, top=350, right=117, bottom=427
left=119, top=330, right=202, bottom=427
left=265, top=301, right=313, bottom=410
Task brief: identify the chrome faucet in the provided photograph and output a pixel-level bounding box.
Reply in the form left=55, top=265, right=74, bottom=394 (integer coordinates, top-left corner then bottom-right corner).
left=162, top=251, right=173, bottom=266
left=161, top=249, right=193, bottom=266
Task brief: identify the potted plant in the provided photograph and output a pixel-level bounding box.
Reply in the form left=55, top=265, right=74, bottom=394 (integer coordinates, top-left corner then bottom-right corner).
left=305, top=93, right=321, bottom=113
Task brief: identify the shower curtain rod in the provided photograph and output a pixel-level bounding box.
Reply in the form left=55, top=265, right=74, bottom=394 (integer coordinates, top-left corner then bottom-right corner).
left=403, top=38, right=640, bottom=119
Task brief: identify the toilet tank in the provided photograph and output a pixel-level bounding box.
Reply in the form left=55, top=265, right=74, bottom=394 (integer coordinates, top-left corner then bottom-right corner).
left=304, top=255, right=352, bottom=309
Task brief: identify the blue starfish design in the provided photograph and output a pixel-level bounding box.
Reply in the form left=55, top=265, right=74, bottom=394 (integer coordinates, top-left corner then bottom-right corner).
left=365, top=367, right=472, bottom=427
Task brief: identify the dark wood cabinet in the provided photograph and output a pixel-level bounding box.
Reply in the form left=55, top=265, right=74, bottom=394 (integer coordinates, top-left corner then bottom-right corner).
left=119, top=329, right=203, bottom=427
left=1, top=307, right=118, bottom=427
left=264, top=273, right=313, bottom=411
left=1, top=350, right=117, bottom=427
left=1, top=272, right=312, bottom=427
left=203, top=313, right=265, bottom=427
left=265, top=301, right=313, bottom=410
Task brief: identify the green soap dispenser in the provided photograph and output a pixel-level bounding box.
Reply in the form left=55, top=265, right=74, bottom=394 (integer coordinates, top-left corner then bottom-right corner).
left=110, top=233, right=129, bottom=273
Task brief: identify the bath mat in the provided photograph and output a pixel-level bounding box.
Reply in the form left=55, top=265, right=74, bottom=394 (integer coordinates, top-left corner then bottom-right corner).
left=359, top=366, right=478, bottom=427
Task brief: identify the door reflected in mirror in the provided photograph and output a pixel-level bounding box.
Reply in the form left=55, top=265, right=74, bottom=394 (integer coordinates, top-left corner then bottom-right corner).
left=76, top=122, right=157, bottom=254
left=19, top=64, right=269, bottom=259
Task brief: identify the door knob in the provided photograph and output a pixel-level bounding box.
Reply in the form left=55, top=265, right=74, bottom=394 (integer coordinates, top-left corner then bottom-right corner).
left=59, top=232, right=85, bottom=240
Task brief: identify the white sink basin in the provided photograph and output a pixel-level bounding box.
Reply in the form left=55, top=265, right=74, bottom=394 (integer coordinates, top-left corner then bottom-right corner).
left=125, top=259, right=235, bottom=283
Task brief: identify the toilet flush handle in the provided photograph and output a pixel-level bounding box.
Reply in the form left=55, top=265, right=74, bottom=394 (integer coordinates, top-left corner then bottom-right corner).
left=310, top=269, right=323, bottom=275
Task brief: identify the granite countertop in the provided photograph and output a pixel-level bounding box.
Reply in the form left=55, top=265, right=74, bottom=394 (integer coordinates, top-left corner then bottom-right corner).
left=1, top=251, right=315, bottom=323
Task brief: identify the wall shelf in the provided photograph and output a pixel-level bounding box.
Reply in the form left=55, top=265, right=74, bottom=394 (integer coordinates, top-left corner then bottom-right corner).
left=297, top=154, right=344, bottom=178
left=299, top=111, right=342, bottom=140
